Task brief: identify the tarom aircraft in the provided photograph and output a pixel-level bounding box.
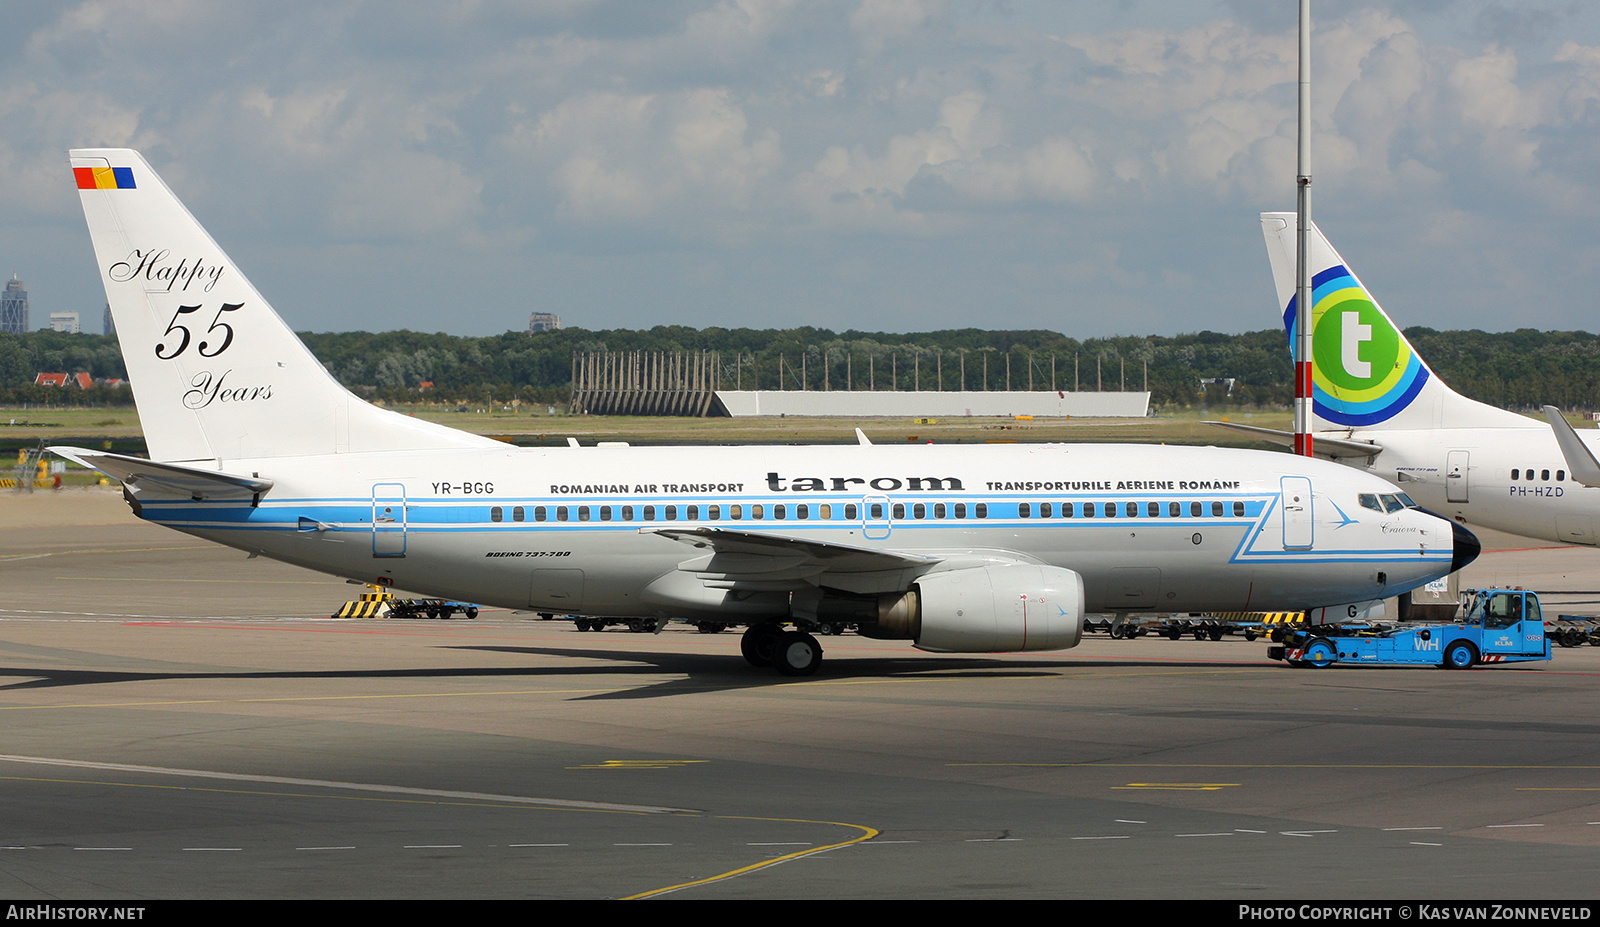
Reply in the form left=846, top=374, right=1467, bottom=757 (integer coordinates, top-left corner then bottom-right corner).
left=54, top=150, right=1478, bottom=676
left=1209, top=212, right=1600, bottom=549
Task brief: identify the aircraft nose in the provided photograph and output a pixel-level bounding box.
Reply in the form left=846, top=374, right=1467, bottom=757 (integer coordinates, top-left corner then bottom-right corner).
left=1450, top=519, right=1481, bottom=574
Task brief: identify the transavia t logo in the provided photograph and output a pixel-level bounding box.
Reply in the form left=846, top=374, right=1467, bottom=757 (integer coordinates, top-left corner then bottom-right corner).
left=1304, top=266, right=1429, bottom=427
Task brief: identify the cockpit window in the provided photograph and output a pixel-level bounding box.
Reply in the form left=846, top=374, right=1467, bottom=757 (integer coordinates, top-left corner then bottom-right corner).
left=1358, top=493, right=1383, bottom=512
left=1380, top=494, right=1405, bottom=513
left=1395, top=492, right=1417, bottom=509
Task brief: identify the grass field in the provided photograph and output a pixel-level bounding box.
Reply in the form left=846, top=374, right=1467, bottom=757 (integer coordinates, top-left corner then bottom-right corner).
left=0, top=404, right=1296, bottom=450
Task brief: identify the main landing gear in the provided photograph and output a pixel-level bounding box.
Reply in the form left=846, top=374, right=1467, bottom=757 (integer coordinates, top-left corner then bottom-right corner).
left=741, top=623, right=823, bottom=677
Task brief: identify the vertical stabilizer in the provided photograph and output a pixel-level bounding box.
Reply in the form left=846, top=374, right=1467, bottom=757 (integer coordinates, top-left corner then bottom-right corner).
left=70, top=149, right=498, bottom=463
left=1260, top=213, right=1528, bottom=432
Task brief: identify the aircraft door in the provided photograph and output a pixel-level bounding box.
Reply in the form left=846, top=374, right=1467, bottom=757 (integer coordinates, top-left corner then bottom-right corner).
left=372, top=483, right=407, bottom=558
left=1280, top=476, right=1313, bottom=549
left=863, top=495, right=892, bottom=539
left=1446, top=451, right=1470, bottom=503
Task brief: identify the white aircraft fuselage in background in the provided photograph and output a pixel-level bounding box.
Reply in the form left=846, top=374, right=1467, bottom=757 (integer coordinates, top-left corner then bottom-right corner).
left=1232, top=214, right=1600, bottom=548
left=53, top=150, right=1476, bottom=675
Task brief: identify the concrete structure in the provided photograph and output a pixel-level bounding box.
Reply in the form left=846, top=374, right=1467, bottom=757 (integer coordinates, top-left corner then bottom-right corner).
left=712, top=390, right=1150, bottom=418
left=528, top=311, right=561, bottom=332
left=103, top=302, right=115, bottom=336
left=1, top=276, right=27, bottom=333
left=49, top=311, right=81, bottom=333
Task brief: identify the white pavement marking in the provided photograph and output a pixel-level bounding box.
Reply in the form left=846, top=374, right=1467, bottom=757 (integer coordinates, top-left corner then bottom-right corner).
left=0, top=753, right=697, bottom=815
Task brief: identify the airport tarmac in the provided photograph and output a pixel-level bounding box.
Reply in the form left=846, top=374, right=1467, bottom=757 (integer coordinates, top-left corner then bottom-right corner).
left=3, top=488, right=1600, bottom=899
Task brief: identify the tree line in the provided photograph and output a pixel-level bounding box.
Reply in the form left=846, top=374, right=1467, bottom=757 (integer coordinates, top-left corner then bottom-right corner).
left=1, top=325, right=1596, bottom=412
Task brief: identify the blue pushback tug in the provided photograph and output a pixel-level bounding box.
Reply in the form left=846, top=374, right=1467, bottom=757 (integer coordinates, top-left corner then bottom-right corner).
left=1268, top=589, right=1552, bottom=669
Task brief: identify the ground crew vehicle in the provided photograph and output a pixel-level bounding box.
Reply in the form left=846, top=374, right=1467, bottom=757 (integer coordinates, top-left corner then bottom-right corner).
left=1268, top=589, right=1551, bottom=669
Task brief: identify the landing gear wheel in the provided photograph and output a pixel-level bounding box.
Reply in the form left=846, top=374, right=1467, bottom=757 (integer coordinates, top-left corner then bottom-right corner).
left=1444, top=641, right=1477, bottom=669
left=741, top=624, right=782, bottom=668
left=1304, top=639, right=1336, bottom=668
left=772, top=631, right=822, bottom=677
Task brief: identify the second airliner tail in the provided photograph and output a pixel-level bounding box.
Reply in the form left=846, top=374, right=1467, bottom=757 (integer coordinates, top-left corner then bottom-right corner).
left=1260, top=213, right=1527, bottom=432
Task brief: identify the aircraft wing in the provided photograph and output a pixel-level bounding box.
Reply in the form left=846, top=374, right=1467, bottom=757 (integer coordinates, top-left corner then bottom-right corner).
left=647, top=525, right=956, bottom=594
left=49, top=446, right=273, bottom=501
left=1202, top=421, right=1384, bottom=460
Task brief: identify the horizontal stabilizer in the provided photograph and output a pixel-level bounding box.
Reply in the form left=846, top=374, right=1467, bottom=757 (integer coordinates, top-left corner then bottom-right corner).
left=50, top=446, right=272, bottom=500
left=1201, top=421, right=1384, bottom=459
left=1541, top=407, right=1600, bottom=488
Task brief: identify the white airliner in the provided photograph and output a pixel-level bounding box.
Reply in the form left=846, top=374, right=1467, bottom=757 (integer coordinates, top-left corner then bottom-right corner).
left=53, top=150, right=1476, bottom=676
left=1209, top=213, right=1600, bottom=549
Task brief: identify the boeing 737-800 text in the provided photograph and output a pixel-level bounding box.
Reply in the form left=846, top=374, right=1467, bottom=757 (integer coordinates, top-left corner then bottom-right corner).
left=1209, top=213, right=1600, bottom=550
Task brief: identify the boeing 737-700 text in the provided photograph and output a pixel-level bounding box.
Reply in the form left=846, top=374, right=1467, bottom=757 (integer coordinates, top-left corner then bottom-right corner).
left=53, top=151, right=1476, bottom=675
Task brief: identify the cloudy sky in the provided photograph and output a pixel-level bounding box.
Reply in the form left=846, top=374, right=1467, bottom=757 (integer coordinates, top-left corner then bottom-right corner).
left=4, top=1, right=1600, bottom=339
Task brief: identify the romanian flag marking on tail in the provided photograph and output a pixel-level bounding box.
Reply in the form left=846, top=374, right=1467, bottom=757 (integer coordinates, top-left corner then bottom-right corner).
left=74, top=166, right=136, bottom=190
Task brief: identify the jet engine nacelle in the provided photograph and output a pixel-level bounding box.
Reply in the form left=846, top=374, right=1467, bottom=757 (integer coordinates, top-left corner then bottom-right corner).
left=876, top=563, right=1085, bottom=653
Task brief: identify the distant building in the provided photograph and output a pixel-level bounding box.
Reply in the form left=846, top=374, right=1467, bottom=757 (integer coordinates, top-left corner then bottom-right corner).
left=103, top=303, right=115, bottom=336
left=1, top=276, right=27, bottom=333
left=528, top=312, right=562, bottom=332
left=49, top=311, right=81, bottom=334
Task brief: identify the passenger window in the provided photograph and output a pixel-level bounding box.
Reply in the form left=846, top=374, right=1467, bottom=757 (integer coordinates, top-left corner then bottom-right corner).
left=845, top=504, right=858, bottom=519
left=1169, top=502, right=1180, bottom=517
left=819, top=504, right=831, bottom=519
left=578, top=506, right=590, bottom=522
left=1019, top=502, right=1032, bottom=518
left=1147, top=502, right=1159, bottom=517
left=1040, top=502, right=1051, bottom=518
left=773, top=504, right=785, bottom=520
left=731, top=505, right=743, bottom=520
left=1232, top=501, right=1245, bottom=517
left=1126, top=502, right=1137, bottom=517
left=535, top=506, right=547, bottom=522
left=557, top=506, right=569, bottom=522
left=914, top=503, right=926, bottom=519
left=665, top=505, right=677, bottom=520
left=490, top=506, right=503, bottom=523
left=1190, top=502, right=1201, bottom=517
left=891, top=503, right=904, bottom=519
left=1211, top=502, right=1223, bottom=517
left=1512, top=469, right=1520, bottom=480
left=752, top=504, right=764, bottom=519
left=707, top=504, right=720, bottom=520
left=1558, top=471, right=1566, bottom=482
left=622, top=505, right=634, bottom=521
left=1542, top=469, right=1551, bottom=481
left=933, top=503, right=946, bottom=519
left=1083, top=502, right=1095, bottom=518
left=599, top=505, right=612, bottom=521
left=686, top=505, right=698, bottom=520
left=975, top=503, right=988, bottom=518
left=796, top=504, right=808, bottom=520
left=952, top=503, right=964, bottom=518
left=643, top=505, right=656, bottom=520
left=512, top=506, right=525, bottom=522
